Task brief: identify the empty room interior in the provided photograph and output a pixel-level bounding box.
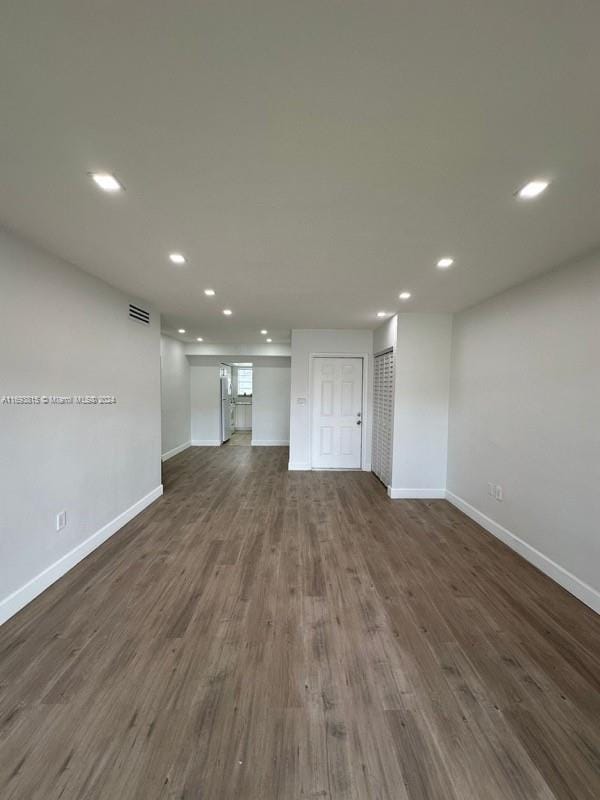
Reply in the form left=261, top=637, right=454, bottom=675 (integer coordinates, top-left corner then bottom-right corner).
left=1, top=3, right=599, bottom=799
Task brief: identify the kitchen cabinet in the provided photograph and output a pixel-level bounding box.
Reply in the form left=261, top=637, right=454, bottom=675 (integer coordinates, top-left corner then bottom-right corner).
left=234, top=402, right=252, bottom=430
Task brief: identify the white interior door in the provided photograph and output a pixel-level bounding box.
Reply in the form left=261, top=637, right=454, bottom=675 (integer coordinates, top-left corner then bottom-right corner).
left=372, top=350, right=394, bottom=486
left=311, top=357, right=363, bottom=469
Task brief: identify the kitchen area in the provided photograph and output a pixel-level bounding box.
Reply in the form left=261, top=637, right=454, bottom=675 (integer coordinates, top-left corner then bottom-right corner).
left=220, top=362, right=253, bottom=445
left=189, top=354, right=290, bottom=449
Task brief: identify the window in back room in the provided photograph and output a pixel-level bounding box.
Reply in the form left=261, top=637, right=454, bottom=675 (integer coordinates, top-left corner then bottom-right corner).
left=237, top=367, right=253, bottom=396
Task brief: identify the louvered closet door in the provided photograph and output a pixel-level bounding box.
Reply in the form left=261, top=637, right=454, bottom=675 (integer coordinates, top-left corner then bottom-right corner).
left=372, top=350, right=394, bottom=486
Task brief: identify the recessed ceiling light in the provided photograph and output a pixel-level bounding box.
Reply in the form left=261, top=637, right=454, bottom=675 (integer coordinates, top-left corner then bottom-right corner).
left=266, top=338, right=272, bottom=342
left=399, top=292, right=412, bottom=300
left=169, top=253, right=186, bottom=264
left=89, top=172, right=123, bottom=192
left=376, top=311, right=387, bottom=318
left=437, top=257, right=454, bottom=269
left=223, top=309, right=232, bottom=316
left=517, top=179, right=550, bottom=199
left=178, top=328, right=186, bottom=334
left=196, top=337, right=203, bottom=342
left=204, top=288, right=215, bottom=296
left=261, top=329, right=268, bottom=335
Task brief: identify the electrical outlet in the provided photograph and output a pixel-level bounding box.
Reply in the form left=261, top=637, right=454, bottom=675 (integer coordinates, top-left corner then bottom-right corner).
left=495, top=485, right=503, bottom=502
left=488, top=482, right=495, bottom=497
left=56, top=510, right=67, bottom=531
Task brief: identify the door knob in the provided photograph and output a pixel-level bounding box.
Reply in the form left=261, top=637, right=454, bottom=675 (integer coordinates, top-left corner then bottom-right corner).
left=356, top=420, right=362, bottom=425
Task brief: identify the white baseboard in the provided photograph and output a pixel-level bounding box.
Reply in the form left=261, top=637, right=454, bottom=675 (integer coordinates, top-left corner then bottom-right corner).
left=252, top=439, right=289, bottom=446
left=288, top=461, right=311, bottom=471
left=0, top=484, right=163, bottom=627
left=161, top=441, right=191, bottom=461
left=191, top=439, right=221, bottom=447
left=446, top=490, right=600, bottom=615
left=388, top=487, right=446, bottom=499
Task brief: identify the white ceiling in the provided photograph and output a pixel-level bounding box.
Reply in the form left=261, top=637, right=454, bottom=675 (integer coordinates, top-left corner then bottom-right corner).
left=1, top=1, right=600, bottom=344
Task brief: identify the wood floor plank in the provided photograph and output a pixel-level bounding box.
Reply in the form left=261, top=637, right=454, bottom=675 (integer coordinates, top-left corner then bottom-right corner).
left=1, top=444, right=599, bottom=799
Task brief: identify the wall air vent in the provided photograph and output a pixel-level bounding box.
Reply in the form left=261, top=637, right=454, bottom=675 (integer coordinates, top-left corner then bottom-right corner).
left=129, top=303, right=150, bottom=325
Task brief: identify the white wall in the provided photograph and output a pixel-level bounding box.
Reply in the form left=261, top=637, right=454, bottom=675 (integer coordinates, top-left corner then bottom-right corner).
left=373, top=315, right=397, bottom=354
left=252, top=362, right=291, bottom=445
left=389, top=314, right=453, bottom=497
left=289, top=329, right=373, bottom=470
left=160, top=334, right=191, bottom=459
left=447, top=254, right=600, bottom=612
left=185, top=342, right=291, bottom=357
left=0, top=229, right=162, bottom=625
left=191, top=364, right=221, bottom=445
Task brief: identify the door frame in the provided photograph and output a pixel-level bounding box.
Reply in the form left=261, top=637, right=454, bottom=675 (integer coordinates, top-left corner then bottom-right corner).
left=308, top=352, right=370, bottom=471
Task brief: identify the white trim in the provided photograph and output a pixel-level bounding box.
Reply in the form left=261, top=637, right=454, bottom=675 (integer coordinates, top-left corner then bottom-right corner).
left=191, top=439, right=222, bottom=447
left=288, top=461, right=311, bottom=471
left=446, top=491, right=600, bottom=615
left=251, top=439, right=289, bottom=446
left=0, top=485, right=163, bottom=626
left=234, top=426, right=252, bottom=431
left=308, top=352, right=370, bottom=471
left=388, top=487, right=446, bottom=499
left=161, top=441, right=191, bottom=461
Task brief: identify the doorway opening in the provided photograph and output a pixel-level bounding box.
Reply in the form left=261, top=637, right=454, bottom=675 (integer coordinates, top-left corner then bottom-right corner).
left=221, top=362, right=253, bottom=446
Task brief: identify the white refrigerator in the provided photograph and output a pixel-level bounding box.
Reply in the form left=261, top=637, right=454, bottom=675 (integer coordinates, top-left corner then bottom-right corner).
left=220, top=377, right=231, bottom=443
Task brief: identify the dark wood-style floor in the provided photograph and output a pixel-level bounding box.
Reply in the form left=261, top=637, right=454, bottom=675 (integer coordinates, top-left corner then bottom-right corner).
left=1, top=446, right=599, bottom=800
